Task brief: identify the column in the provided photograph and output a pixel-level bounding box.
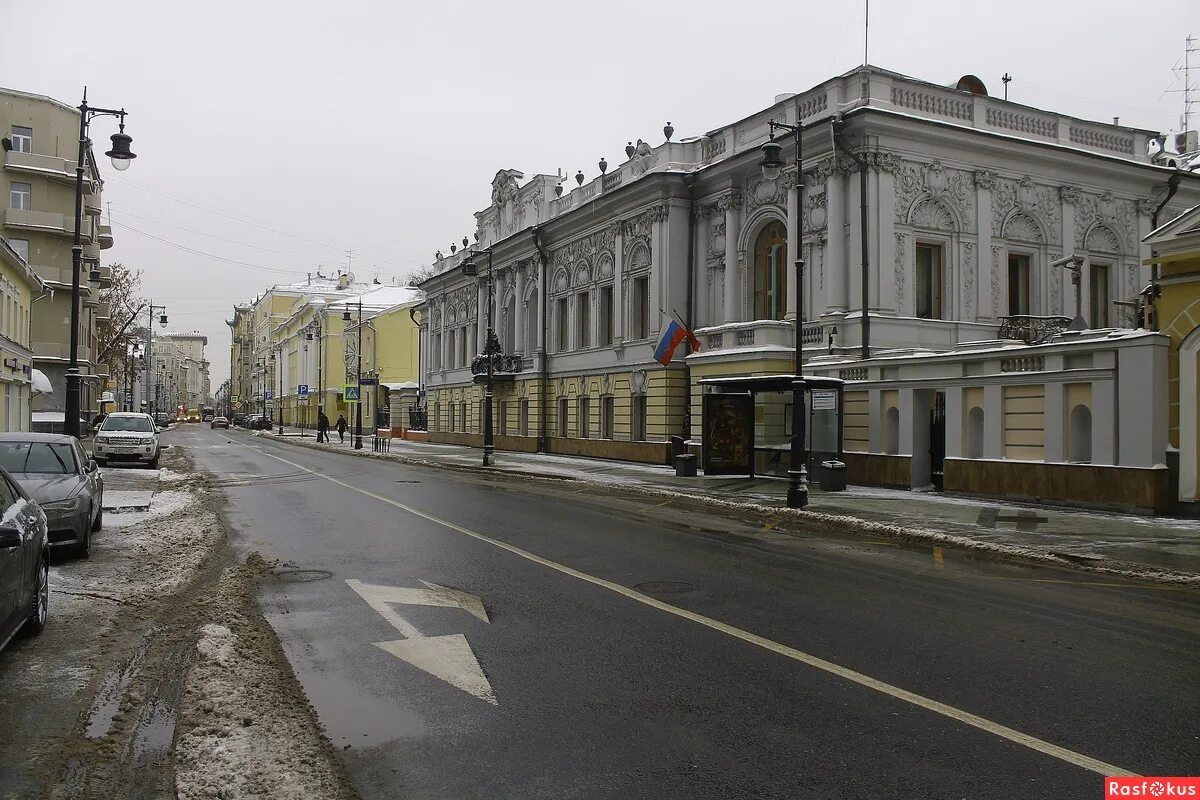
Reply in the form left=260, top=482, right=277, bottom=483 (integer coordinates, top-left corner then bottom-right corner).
left=975, top=171, right=994, bottom=322
left=477, top=282, right=488, bottom=351
left=824, top=165, right=847, bottom=315
left=983, top=383, right=1003, bottom=458
left=1043, top=381, right=1065, bottom=462
left=536, top=262, right=547, bottom=354
left=876, top=163, right=897, bottom=314
left=694, top=209, right=709, bottom=328
left=613, top=226, right=625, bottom=340
left=786, top=172, right=799, bottom=320
left=722, top=193, right=741, bottom=323
left=514, top=267, right=526, bottom=355
left=944, top=387, right=964, bottom=459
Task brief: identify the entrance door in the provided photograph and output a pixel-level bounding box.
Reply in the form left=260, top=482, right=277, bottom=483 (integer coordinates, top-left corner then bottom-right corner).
left=929, top=391, right=946, bottom=491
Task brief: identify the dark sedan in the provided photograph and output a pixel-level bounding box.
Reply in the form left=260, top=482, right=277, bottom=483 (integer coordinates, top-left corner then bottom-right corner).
left=0, top=464, right=49, bottom=654
left=0, top=434, right=103, bottom=558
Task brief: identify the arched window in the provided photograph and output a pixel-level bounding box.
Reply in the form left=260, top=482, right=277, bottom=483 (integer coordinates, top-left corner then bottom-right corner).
left=525, top=288, right=538, bottom=354
left=503, top=293, right=517, bottom=353
left=965, top=407, right=985, bottom=459
left=1069, top=405, right=1092, bottom=463
left=753, top=221, right=788, bottom=321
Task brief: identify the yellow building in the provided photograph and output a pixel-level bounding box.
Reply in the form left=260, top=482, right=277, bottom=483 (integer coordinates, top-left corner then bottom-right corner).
left=342, top=286, right=422, bottom=431
left=1144, top=203, right=1200, bottom=508
left=0, top=236, right=47, bottom=431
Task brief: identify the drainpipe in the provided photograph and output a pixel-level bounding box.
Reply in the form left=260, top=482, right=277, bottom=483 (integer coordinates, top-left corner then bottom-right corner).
left=683, top=173, right=697, bottom=441
left=532, top=226, right=550, bottom=453
left=1149, top=171, right=1183, bottom=330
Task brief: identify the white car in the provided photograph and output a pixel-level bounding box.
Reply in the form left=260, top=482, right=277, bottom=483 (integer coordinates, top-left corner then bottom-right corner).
left=92, top=412, right=161, bottom=469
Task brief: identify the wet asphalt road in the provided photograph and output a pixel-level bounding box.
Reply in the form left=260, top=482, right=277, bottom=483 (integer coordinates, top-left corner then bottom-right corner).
left=180, top=426, right=1200, bottom=799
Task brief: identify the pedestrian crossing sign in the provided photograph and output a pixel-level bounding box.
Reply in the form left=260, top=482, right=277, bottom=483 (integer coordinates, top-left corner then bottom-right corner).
left=343, top=385, right=361, bottom=401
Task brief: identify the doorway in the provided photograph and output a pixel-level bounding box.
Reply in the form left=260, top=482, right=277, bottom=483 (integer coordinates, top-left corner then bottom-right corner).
left=929, top=391, right=946, bottom=491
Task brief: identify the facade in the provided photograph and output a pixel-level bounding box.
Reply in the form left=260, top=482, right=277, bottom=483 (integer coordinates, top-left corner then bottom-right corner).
left=2, top=87, right=113, bottom=420
left=1144, top=204, right=1200, bottom=509
left=417, top=65, right=1200, bottom=510
left=227, top=304, right=253, bottom=415
left=152, top=332, right=210, bottom=413
left=0, top=236, right=46, bottom=431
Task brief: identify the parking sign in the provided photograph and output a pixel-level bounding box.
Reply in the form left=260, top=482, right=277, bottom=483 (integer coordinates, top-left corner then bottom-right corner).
left=298, top=384, right=309, bottom=398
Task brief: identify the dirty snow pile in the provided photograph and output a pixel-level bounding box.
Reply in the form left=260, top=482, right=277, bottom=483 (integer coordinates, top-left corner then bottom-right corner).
left=175, top=566, right=356, bottom=800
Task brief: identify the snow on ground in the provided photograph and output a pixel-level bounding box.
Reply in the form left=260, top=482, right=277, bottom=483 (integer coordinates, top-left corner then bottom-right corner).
left=105, top=490, right=195, bottom=530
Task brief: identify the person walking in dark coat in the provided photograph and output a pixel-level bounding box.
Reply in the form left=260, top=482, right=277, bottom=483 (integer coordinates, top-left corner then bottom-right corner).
left=336, top=414, right=348, bottom=443
left=317, top=410, right=330, bottom=443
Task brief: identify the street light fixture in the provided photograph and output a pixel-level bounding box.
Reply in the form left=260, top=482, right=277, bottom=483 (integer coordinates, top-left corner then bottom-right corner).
left=343, top=302, right=364, bottom=449
left=65, top=88, right=137, bottom=439
left=460, top=250, right=499, bottom=467
left=760, top=121, right=809, bottom=509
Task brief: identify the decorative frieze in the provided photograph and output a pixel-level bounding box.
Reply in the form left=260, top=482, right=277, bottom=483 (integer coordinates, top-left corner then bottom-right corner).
left=963, top=242, right=976, bottom=317
left=991, top=176, right=1061, bottom=244
left=894, top=159, right=975, bottom=231
left=894, top=233, right=907, bottom=310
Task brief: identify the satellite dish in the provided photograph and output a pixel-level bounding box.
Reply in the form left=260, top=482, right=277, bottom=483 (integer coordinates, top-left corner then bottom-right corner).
left=954, top=75, right=988, bottom=96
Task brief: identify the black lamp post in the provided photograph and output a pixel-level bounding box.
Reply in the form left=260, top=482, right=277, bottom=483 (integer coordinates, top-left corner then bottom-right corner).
left=343, top=302, right=364, bottom=449
left=460, top=250, right=497, bottom=466
left=65, top=89, right=136, bottom=439
left=143, top=304, right=167, bottom=419
left=277, top=346, right=285, bottom=435
left=760, top=120, right=809, bottom=509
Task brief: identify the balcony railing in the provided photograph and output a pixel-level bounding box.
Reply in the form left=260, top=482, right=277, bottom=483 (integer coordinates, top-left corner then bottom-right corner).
left=695, top=319, right=828, bottom=356
left=997, top=315, right=1072, bottom=345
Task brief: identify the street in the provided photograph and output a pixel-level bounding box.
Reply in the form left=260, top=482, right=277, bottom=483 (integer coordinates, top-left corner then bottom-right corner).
left=179, top=425, right=1200, bottom=799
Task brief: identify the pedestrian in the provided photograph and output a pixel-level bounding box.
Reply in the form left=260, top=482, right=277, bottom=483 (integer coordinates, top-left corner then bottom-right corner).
left=317, top=410, right=330, bottom=443
left=336, top=413, right=348, bottom=443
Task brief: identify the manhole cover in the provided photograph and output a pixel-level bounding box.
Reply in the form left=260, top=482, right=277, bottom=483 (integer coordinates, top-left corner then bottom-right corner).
left=633, top=581, right=697, bottom=595
left=272, top=569, right=334, bottom=583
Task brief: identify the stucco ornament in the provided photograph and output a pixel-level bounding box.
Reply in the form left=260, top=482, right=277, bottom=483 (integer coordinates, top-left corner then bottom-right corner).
left=894, top=159, right=974, bottom=230
left=629, top=368, right=648, bottom=395
left=894, top=234, right=907, bottom=310
left=963, top=242, right=976, bottom=316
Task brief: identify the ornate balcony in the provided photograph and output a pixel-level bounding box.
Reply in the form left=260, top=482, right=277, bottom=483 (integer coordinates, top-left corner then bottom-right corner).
left=997, top=315, right=1072, bottom=345
left=696, top=319, right=829, bottom=355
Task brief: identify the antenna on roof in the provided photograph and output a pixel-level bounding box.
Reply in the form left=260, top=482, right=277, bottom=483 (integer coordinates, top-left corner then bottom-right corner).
left=863, top=0, right=869, bottom=66
left=1166, top=34, right=1199, bottom=133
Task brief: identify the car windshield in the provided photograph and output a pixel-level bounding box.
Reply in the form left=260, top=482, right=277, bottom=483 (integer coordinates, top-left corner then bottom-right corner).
left=0, top=442, right=77, bottom=474
left=101, top=416, right=155, bottom=433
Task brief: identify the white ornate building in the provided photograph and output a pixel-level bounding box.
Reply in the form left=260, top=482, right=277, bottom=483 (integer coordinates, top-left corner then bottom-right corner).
left=417, top=65, right=1200, bottom=511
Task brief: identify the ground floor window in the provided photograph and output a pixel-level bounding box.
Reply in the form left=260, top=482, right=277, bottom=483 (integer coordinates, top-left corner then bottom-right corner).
left=460, top=401, right=467, bottom=433
left=519, top=398, right=529, bottom=436
left=449, top=403, right=456, bottom=432
left=578, top=396, right=590, bottom=438
left=601, top=396, right=614, bottom=439
left=631, top=394, right=647, bottom=441
left=558, top=397, right=569, bottom=437
left=499, top=400, right=509, bottom=436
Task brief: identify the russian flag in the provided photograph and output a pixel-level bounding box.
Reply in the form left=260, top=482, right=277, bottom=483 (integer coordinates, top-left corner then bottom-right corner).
left=653, top=320, right=701, bottom=366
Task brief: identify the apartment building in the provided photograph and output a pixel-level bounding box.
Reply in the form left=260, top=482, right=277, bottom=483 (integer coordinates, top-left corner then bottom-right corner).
left=0, top=236, right=46, bottom=430
left=1, top=87, right=113, bottom=422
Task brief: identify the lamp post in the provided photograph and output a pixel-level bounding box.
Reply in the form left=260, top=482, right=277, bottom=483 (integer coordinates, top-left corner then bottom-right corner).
left=65, top=89, right=136, bottom=439
left=460, top=250, right=497, bottom=466
left=144, top=304, right=167, bottom=419
left=277, top=345, right=285, bottom=435
left=343, top=302, right=364, bottom=449
left=760, top=120, right=809, bottom=509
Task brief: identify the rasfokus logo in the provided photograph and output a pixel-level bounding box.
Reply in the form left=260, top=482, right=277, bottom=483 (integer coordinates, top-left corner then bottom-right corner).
left=1106, top=778, right=1200, bottom=797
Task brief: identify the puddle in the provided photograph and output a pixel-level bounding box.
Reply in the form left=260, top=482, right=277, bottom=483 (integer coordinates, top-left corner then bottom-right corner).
left=272, top=569, right=334, bottom=583
left=85, top=629, right=155, bottom=739
left=131, top=698, right=176, bottom=768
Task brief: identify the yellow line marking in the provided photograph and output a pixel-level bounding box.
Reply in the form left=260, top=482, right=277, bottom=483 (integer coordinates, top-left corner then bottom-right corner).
left=241, top=439, right=1138, bottom=778
left=933, top=546, right=945, bottom=571
left=762, top=519, right=781, bottom=531
left=654, top=499, right=675, bottom=507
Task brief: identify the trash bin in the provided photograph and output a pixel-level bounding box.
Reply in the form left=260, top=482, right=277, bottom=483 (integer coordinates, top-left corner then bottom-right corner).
left=675, top=454, right=698, bottom=478
left=820, top=460, right=847, bottom=491
left=670, top=435, right=687, bottom=458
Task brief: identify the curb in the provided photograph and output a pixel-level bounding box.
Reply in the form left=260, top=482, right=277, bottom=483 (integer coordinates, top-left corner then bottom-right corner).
left=246, top=430, right=1200, bottom=588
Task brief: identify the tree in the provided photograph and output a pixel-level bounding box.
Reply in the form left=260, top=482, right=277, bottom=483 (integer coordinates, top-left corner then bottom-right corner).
left=95, top=262, right=146, bottom=396
left=404, top=264, right=439, bottom=286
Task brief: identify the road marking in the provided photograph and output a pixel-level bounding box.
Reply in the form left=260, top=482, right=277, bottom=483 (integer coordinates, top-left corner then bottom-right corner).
left=242, top=441, right=1138, bottom=777
left=933, top=546, right=945, bottom=571
left=345, top=579, right=495, bottom=704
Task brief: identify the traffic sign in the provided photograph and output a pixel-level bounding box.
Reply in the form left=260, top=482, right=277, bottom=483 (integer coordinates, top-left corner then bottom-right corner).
left=298, top=384, right=309, bottom=398
left=360, top=377, right=378, bottom=386
left=265, top=390, right=274, bottom=400
left=343, top=385, right=361, bottom=401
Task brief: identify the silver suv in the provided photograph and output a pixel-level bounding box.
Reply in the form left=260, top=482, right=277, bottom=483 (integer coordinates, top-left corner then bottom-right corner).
left=93, top=412, right=161, bottom=468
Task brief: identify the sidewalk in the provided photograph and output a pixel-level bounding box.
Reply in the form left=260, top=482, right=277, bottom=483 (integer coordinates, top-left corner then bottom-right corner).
left=255, top=425, right=1200, bottom=581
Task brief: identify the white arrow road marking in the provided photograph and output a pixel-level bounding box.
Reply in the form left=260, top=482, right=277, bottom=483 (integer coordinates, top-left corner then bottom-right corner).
left=345, top=579, right=496, bottom=705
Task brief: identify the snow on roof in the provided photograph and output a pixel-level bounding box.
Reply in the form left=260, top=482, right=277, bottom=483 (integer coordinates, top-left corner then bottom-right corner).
left=336, top=284, right=423, bottom=311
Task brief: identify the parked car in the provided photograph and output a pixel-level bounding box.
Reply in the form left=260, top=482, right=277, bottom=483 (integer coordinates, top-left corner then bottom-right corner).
left=210, top=416, right=229, bottom=429
left=153, top=413, right=173, bottom=428
left=93, top=412, right=161, bottom=469
left=202, top=414, right=214, bottom=423
left=0, top=434, right=103, bottom=558
left=0, top=464, right=49, bottom=655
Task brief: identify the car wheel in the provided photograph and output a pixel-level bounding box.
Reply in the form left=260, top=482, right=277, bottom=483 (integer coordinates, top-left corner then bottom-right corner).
left=21, top=557, right=48, bottom=637
left=94, top=458, right=106, bottom=468
left=92, top=502, right=103, bottom=532
left=148, top=456, right=160, bottom=469
left=77, top=526, right=91, bottom=560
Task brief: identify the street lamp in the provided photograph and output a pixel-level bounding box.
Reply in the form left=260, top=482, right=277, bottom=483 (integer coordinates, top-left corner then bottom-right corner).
left=461, top=250, right=498, bottom=466
left=65, top=88, right=137, bottom=438
left=277, top=346, right=284, bottom=435
left=144, top=304, right=167, bottom=420
left=343, top=302, right=364, bottom=449
left=760, top=120, right=808, bottom=509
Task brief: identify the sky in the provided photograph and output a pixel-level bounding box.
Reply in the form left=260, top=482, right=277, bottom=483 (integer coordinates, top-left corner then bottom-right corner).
left=2, top=0, right=1196, bottom=388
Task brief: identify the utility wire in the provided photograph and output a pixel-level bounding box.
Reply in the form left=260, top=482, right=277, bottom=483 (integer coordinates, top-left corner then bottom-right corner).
left=112, top=209, right=323, bottom=264
left=109, top=220, right=314, bottom=278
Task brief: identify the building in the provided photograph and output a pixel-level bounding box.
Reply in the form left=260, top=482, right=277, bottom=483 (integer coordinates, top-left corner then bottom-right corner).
left=227, top=303, right=253, bottom=415
left=0, top=236, right=46, bottom=431
left=339, top=285, right=423, bottom=430
left=151, top=332, right=210, bottom=413
left=417, top=65, right=1200, bottom=511
left=2, top=87, right=113, bottom=422
left=1143, top=204, right=1200, bottom=511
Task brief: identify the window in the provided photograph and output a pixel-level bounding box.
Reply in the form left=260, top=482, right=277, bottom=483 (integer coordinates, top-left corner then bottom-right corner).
left=460, top=327, right=469, bottom=365
left=1090, top=263, right=1109, bottom=328
left=447, top=330, right=456, bottom=368
left=753, top=221, right=788, bottom=320
left=519, top=398, right=529, bottom=436
left=578, top=396, right=590, bottom=438
left=9, top=239, right=29, bottom=263
left=557, top=397, right=569, bottom=437
left=461, top=401, right=468, bottom=432
left=601, top=396, right=614, bottom=439
left=915, top=243, right=943, bottom=320
left=631, top=277, right=649, bottom=339
left=556, top=298, right=569, bottom=351
left=0, top=442, right=78, bottom=474
left=479, top=399, right=486, bottom=433
left=449, top=403, right=456, bottom=431
left=10, top=126, right=32, bottom=154
left=10, top=182, right=31, bottom=211
left=525, top=290, right=539, bottom=354
left=1007, top=254, right=1030, bottom=316
left=631, top=395, right=647, bottom=441
left=577, top=292, right=590, bottom=348
left=499, top=400, right=508, bottom=436
left=599, top=286, right=614, bottom=346
left=433, top=402, right=440, bottom=431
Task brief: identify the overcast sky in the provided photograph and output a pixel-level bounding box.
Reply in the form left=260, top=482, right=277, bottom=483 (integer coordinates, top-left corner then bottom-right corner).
left=2, top=0, right=1196, bottom=387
